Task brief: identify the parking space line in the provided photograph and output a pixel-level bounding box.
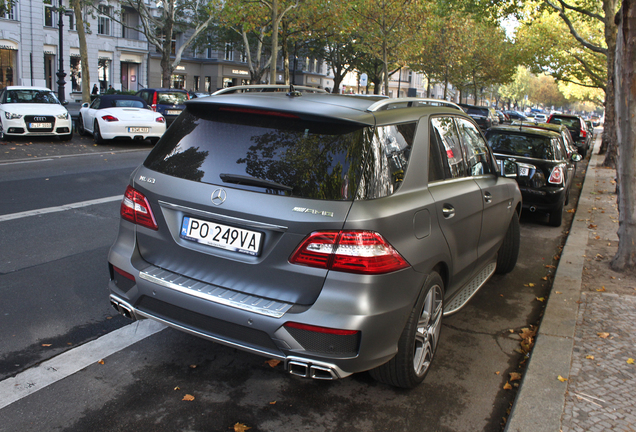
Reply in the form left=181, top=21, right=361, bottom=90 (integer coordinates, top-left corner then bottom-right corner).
left=0, top=195, right=123, bottom=222
left=0, top=320, right=166, bottom=410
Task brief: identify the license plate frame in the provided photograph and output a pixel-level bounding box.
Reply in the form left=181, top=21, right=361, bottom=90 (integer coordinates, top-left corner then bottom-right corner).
left=128, top=127, right=150, bottom=133
left=180, top=216, right=263, bottom=256
left=166, top=110, right=181, bottom=115
left=29, top=122, right=52, bottom=129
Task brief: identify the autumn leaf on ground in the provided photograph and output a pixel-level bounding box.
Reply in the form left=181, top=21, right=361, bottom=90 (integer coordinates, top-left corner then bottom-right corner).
left=182, top=394, right=195, bottom=401
left=595, top=236, right=601, bottom=240
left=509, top=372, right=522, bottom=381
left=566, top=209, right=575, bottom=213
left=269, top=401, right=276, bottom=405
left=542, top=276, right=548, bottom=281
left=41, top=344, right=52, bottom=347
left=588, top=224, right=598, bottom=229
left=265, top=359, right=281, bottom=368
left=627, top=358, right=635, bottom=365
left=503, top=382, right=513, bottom=390
left=519, top=328, right=537, bottom=340
left=174, top=386, right=180, bottom=391
left=495, top=371, right=500, bottom=375
left=536, top=297, right=545, bottom=302
left=557, top=375, right=568, bottom=382
left=586, top=355, right=595, bottom=360
left=189, top=364, right=197, bottom=369
left=98, top=359, right=105, bottom=365
left=555, top=291, right=562, bottom=294
left=596, top=286, right=606, bottom=292
left=233, top=423, right=252, bottom=432
left=545, top=265, right=556, bottom=269
left=597, top=332, right=610, bottom=339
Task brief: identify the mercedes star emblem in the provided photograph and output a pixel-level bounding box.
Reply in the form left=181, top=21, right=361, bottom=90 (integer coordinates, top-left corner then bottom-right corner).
left=211, top=188, right=227, bottom=205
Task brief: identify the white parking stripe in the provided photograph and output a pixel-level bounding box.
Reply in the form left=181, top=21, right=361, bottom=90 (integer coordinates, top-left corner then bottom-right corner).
left=0, top=320, right=166, bottom=410
left=0, top=195, right=123, bottom=222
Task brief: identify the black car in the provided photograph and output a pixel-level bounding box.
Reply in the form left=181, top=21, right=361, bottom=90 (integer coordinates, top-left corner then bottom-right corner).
left=458, top=104, right=499, bottom=130
left=547, top=113, right=590, bottom=158
left=486, top=125, right=581, bottom=227
left=504, top=110, right=528, bottom=121
left=135, top=88, right=190, bottom=126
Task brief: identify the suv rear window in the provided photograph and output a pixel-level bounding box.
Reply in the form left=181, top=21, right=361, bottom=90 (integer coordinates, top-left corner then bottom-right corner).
left=549, top=116, right=580, bottom=129
left=486, top=132, right=554, bottom=160
left=157, top=92, right=188, bottom=105
left=462, top=106, right=488, bottom=116
left=144, top=106, right=416, bottom=200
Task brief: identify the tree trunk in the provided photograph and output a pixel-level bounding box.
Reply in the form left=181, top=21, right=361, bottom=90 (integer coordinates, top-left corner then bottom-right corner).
left=73, top=0, right=90, bottom=103
left=600, top=0, right=620, bottom=168
left=611, top=0, right=636, bottom=270
left=281, top=20, right=290, bottom=85
left=270, top=0, right=279, bottom=85
left=161, top=11, right=174, bottom=88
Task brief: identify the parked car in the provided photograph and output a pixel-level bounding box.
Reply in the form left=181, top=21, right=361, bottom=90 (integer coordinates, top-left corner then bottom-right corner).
left=504, top=110, right=528, bottom=121
left=495, top=110, right=510, bottom=124
left=458, top=103, right=499, bottom=130
left=135, top=88, right=189, bottom=126
left=0, top=86, right=73, bottom=141
left=533, top=113, right=548, bottom=123
left=591, top=115, right=601, bottom=127
left=547, top=113, right=590, bottom=158
left=512, top=121, right=580, bottom=159
left=486, top=125, right=581, bottom=227
left=107, top=91, right=522, bottom=389
left=77, top=95, right=166, bottom=144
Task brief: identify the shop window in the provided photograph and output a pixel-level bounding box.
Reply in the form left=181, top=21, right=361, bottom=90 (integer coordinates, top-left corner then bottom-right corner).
left=98, top=59, right=111, bottom=92
left=0, top=49, right=16, bottom=90
left=70, top=57, right=81, bottom=92
left=44, top=0, right=56, bottom=27
left=171, top=74, right=185, bottom=89
left=98, top=5, right=111, bottom=35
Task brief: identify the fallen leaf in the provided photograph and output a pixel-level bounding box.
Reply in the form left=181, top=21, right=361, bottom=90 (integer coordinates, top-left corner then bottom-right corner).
left=588, top=224, right=597, bottom=229
left=41, top=344, right=52, bottom=347
left=545, top=265, right=556, bottom=269
left=519, top=328, right=537, bottom=340
left=174, top=386, right=180, bottom=391
left=189, top=364, right=197, bottom=369
left=555, top=291, right=562, bottom=294
left=98, top=359, right=105, bottom=365
left=596, top=287, right=606, bottom=292
left=495, top=371, right=500, bottom=375
left=233, top=423, right=252, bottom=432
left=528, top=283, right=535, bottom=287
left=509, top=372, right=522, bottom=381
left=595, top=236, right=601, bottom=240
left=508, top=329, right=515, bottom=333
left=269, top=401, right=276, bottom=405
left=566, top=209, right=575, bottom=213
left=503, top=382, right=513, bottom=390
left=536, top=297, right=545, bottom=302
left=597, top=332, right=610, bottom=339
left=627, top=358, right=635, bottom=365
left=542, top=276, right=548, bottom=281
left=585, top=355, right=595, bottom=360
left=265, top=359, right=281, bottom=368
left=182, top=394, right=195, bottom=401
left=557, top=375, right=568, bottom=382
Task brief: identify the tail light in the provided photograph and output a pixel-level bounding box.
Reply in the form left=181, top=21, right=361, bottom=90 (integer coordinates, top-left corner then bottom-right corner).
left=151, top=92, right=157, bottom=112
left=101, top=115, right=119, bottom=122
left=156, top=116, right=165, bottom=123
left=289, top=230, right=410, bottom=274
left=580, top=128, right=587, bottom=138
left=547, top=114, right=553, bottom=123
left=121, top=186, right=158, bottom=230
left=548, top=166, right=564, bottom=185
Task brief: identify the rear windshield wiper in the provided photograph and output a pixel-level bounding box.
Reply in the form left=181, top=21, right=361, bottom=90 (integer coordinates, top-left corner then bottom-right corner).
left=219, top=173, right=293, bottom=192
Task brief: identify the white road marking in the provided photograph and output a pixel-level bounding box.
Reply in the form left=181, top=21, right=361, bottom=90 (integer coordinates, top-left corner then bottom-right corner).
left=0, top=195, right=123, bottom=222
left=0, top=320, right=166, bottom=410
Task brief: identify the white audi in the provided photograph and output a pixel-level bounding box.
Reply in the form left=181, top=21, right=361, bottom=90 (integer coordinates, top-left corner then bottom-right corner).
left=77, top=94, right=166, bottom=144
left=0, top=86, right=73, bottom=141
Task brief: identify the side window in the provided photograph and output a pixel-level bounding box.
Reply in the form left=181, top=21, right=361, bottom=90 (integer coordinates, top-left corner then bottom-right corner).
left=430, top=117, right=465, bottom=179
left=138, top=91, right=147, bottom=103
left=90, top=98, right=100, bottom=109
left=456, top=118, right=493, bottom=176
left=356, top=122, right=417, bottom=199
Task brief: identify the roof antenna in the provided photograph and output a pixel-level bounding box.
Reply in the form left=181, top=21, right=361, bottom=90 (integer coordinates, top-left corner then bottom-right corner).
left=287, top=84, right=302, bottom=97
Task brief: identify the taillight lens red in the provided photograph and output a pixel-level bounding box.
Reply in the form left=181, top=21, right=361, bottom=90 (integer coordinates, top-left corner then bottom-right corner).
left=113, top=266, right=135, bottom=281
left=548, top=166, right=564, bottom=185
left=156, top=116, right=165, bottom=123
left=284, top=322, right=359, bottom=336
left=580, top=128, right=587, bottom=138
left=289, top=230, right=410, bottom=274
left=151, top=92, right=158, bottom=111
left=121, top=186, right=158, bottom=230
left=102, top=115, right=119, bottom=122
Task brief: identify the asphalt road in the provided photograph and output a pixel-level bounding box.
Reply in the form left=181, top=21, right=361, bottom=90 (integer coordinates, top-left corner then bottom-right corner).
left=0, top=136, right=586, bottom=431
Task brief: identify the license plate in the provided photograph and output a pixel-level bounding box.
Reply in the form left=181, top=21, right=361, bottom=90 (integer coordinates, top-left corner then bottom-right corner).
left=180, top=216, right=262, bottom=256
left=166, top=110, right=181, bottom=115
left=29, top=122, right=52, bottom=128
left=519, top=167, right=529, bottom=176
left=128, top=127, right=149, bottom=133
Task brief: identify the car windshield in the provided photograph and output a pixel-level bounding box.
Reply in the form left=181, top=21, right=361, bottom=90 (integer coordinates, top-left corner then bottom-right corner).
left=111, top=100, right=146, bottom=108
left=463, top=107, right=488, bottom=116
left=157, top=92, right=188, bottom=105
left=487, top=132, right=554, bottom=160
left=5, top=90, right=60, bottom=104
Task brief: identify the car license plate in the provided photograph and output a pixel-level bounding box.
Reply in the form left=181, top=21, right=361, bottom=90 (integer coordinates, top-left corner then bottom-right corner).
left=29, top=122, right=52, bottom=128
left=166, top=110, right=181, bottom=115
left=128, top=127, right=149, bottom=133
left=180, top=216, right=262, bottom=256
left=519, top=167, right=529, bottom=176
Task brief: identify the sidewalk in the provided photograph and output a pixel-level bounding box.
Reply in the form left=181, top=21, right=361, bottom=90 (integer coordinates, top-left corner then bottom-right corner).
left=506, top=133, right=636, bottom=431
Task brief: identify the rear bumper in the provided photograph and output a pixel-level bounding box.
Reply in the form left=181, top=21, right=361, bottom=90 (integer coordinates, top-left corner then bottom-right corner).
left=519, top=185, right=566, bottom=212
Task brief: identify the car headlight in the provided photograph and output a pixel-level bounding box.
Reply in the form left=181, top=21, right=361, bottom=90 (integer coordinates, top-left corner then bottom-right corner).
left=56, top=112, right=69, bottom=120
left=4, top=112, right=22, bottom=120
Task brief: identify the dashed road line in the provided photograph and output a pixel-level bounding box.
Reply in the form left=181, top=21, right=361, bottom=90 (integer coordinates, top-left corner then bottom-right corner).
left=0, top=195, right=122, bottom=222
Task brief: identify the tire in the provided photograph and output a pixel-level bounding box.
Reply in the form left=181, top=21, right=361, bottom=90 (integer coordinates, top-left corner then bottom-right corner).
left=369, top=272, right=444, bottom=388
left=77, top=115, right=86, bottom=136
left=496, top=213, right=520, bottom=274
left=548, top=201, right=564, bottom=227
left=93, top=121, right=104, bottom=144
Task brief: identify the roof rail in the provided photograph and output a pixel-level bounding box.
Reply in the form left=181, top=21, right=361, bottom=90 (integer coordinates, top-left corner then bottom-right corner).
left=366, top=98, right=464, bottom=112
left=212, top=85, right=327, bottom=95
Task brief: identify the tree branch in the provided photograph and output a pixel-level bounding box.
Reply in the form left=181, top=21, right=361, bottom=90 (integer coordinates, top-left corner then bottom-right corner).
left=544, top=0, right=608, bottom=55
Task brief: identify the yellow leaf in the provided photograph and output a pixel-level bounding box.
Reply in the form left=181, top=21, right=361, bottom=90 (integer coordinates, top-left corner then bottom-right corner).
left=265, top=359, right=281, bottom=368
left=627, top=358, right=635, bottom=364
left=509, top=372, right=522, bottom=382
left=269, top=401, right=276, bottom=405
left=557, top=375, right=568, bottom=382
left=495, top=371, right=500, bottom=375
left=542, top=276, right=548, bottom=281
left=41, top=344, right=52, bottom=347
left=528, top=283, right=535, bottom=287
left=503, top=382, right=513, bottom=390
left=596, top=286, right=606, bottom=292
left=174, top=386, right=180, bottom=391
left=585, top=355, right=595, bottom=360
left=98, top=359, right=105, bottom=365
left=536, top=297, right=545, bottom=302
left=566, top=209, right=575, bottom=213
left=597, top=332, right=610, bottom=339
left=555, top=291, right=562, bottom=294
left=182, top=394, right=195, bottom=401
left=233, top=423, right=252, bottom=432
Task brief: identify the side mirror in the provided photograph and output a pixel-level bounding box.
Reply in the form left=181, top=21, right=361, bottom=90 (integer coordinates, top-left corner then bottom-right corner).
left=62, top=100, right=69, bottom=106
left=498, top=158, right=518, bottom=178
left=572, top=153, right=583, bottom=162
left=82, top=102, right=89, bottom=108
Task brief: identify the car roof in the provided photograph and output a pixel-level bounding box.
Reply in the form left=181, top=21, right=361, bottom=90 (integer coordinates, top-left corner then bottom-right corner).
left=186, top=93, right=467, bottom=126
left=488, top=125, right=561, bottom=138
left=141, top=88, right=188, bottom=93
left=97, top=94, right=148, bottom=107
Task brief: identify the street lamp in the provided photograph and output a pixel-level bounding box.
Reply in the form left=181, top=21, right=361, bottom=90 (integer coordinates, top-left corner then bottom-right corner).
left=52, top=6, right=74, bottom=103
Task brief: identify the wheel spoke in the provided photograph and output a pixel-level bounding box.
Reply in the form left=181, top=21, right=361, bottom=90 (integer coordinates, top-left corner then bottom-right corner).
left=413, top=284, right=443, bottom=377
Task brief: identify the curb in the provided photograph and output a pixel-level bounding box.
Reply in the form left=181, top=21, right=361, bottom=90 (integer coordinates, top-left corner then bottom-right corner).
left=505, top=134, right=603, bottom=432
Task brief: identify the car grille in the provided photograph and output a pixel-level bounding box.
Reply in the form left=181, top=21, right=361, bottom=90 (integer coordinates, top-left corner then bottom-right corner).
left=137, top=295, right=282, bottom=355
left=285, top=327, right=360, bottom=357
left=25, top=115, right=55, bottom=132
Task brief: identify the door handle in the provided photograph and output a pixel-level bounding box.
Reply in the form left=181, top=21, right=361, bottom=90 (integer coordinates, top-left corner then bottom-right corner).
left=484, top=192, right=492, bottom=203
left=442, top=205, right=455, bottom=219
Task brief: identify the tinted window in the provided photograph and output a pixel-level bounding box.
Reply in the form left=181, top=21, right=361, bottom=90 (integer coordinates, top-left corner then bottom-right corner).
left=112, top=99, right=146, bottom=108
left=486, top=132, right=554, bottom=160
left=549, top=116, right=580, bottom=129
left=355, top=123, right=416, bottom=200
left=430, top=117, right=464, bottom=179
left=157, top=92, right=188, bottom=105
left=145, top=106, right=368, bottom=200
left=456, top=118, right=493, bottom=176
left=5, top=90, right=60, bottom=104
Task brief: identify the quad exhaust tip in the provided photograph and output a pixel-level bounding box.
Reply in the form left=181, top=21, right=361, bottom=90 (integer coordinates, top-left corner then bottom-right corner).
left=288, top=360, right=339, bottom=380
left=110, top=299, right=136, bottom=320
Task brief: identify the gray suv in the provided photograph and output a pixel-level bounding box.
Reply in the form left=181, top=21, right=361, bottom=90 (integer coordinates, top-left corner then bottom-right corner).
left=108, top=92, right=522, bottom=388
